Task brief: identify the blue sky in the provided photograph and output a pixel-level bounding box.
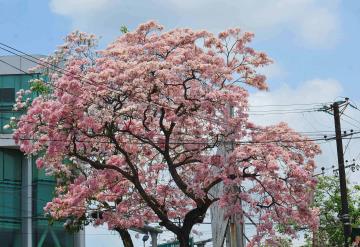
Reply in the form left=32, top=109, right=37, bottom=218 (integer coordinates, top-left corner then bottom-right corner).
left=0, top=0, right=359, bottom=99
left=1, top=0, right=360, bottom=246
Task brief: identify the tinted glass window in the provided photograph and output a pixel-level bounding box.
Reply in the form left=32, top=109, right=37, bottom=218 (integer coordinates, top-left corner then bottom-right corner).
left=0, top=88, right=15, bottom=103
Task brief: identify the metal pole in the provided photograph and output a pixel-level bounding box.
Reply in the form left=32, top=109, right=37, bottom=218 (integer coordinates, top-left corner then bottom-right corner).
left=333, top=102, right=351, bottom=247
left=150, top=232, right=158, bottom=247
left=21, top=155, right=32, bottom=247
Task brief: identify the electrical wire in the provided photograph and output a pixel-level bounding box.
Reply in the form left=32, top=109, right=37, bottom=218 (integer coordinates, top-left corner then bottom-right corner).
left=248, top=102, right=332, bottom=108
left=2, top=116, right=352, bottom=139
left=343, top=133, right=353, bottom=156
left=342, top=112, right=360, bottom=128
left=0, top=58, right=36, bottom=75
left=0, top=133, right=358, bottom=145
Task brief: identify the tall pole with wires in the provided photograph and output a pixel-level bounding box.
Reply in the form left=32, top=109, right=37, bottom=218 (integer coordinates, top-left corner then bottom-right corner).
left=227, top=106, right=245, bottom=247
left=332, top=101, right=351, bottom=246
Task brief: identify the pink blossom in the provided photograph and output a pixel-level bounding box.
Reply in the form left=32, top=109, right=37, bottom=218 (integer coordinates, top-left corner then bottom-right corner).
left=13, top=21, right=320, bottom=246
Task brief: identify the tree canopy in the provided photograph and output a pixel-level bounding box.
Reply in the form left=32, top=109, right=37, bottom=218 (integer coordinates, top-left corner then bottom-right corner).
left=13, top=21, right=320, bottom=247
left=304, top=175, right=360, bottom=246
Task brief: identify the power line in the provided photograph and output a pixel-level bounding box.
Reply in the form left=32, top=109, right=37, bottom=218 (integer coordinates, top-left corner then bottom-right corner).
left=248, top=102, right=332, bottom=108
left=1, top=133, right=360, bottom=145
left=343, top=133, right=353, bottom=156
left=246, top=110, right=318, bottom=115
left=342, top=112, right=360, bottom=128
left=11, top=115, right=352, bottom=134
left=247, top=107, right=319, bottom=113
left=2, top=116, right=351, bottom=139
left=0, top=58, right=36, bottom=75
left=3, top=114, right=353, bottom=144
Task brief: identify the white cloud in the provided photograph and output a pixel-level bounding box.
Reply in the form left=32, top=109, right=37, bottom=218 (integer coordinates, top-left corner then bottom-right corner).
left=250, top=79, right=340, bottom=167
left=50, top=0, right=116, bottom=15
left=297, top=7, right=339, bottom=47
left=250, top=79, right=341, bottom=112
left=249, top=78, right=360, bottom=174
left=167, top=0, right=341, bottom=47
left=258, top=62, right=287, bottom=80
left=49, top=0, right=124, bottom=41
left=49, top=0, right=341, bottom=48
left=249, top=78, right=341, bottom=136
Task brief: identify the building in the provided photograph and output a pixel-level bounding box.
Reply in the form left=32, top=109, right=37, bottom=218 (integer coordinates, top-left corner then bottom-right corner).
left=0, top=55, right=85, bottom=247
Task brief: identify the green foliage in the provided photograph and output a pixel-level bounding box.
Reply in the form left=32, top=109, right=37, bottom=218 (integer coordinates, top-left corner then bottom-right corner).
left=120, top=25, right=129, bottom=34
left=30, top=78, right=50, bottom=94
left=258, top=237, right=293, bottom=247
left=47, top=213, right=87, bottom=233
left=304, top=176, right=360, bottom=246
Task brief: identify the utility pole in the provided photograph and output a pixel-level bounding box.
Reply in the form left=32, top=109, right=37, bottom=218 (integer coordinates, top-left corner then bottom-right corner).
left=210, top=106, right=245, bottom=247
left=226, top=106, right=245, bottom=247
left=332, top=101, right=351, bottom=247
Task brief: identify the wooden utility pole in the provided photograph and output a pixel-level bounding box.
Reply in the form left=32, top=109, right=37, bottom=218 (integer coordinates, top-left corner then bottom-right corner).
left=332, top=102, right=351, bottom=247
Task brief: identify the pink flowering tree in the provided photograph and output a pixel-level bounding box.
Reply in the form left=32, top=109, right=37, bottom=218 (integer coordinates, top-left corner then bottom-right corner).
left=13, top=22, right=320, bottom=247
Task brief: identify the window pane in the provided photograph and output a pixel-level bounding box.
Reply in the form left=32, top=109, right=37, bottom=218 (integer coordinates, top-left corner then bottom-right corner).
left=0, top=225, right=22, bottom=247
left=33, top=182, right=54, bottom=217
left=0, top=184, right=21, bottom=218
left=32, top=156, right=55, bottom=182
left=0, top=151, right=3, bottom=180
left=3, top=149, right=22, bottom=181
left=0, top=88, right=15, bottom=103
left=0, top=111, right=22, bottom=134
left=33, top=223, right=75, bottom=247
left=0, top=151, right=21, bottom=246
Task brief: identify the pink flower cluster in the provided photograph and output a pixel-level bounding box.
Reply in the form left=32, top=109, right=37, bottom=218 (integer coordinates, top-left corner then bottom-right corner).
left=14, top=21, right=320, bottom=245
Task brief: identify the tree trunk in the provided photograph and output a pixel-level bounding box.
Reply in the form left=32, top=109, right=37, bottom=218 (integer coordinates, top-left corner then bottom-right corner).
left=115, top=228, right=134, bottom=247
left=312, top=230, right=319, bottom=247
left=178, top=232, right=191, bottom=247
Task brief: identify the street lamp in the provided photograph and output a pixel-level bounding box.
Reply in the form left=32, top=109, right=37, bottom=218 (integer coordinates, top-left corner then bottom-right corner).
left=143, top=233, right=149, bottom=247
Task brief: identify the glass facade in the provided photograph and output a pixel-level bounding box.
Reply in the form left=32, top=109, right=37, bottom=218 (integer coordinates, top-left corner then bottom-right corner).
left=0, top=70, right=82, bottom=247
left=32, top=161, right=76, bottom=247
left=0, top=74, right=34, bottom=135
left=0, top=149, right=22, bottom=247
